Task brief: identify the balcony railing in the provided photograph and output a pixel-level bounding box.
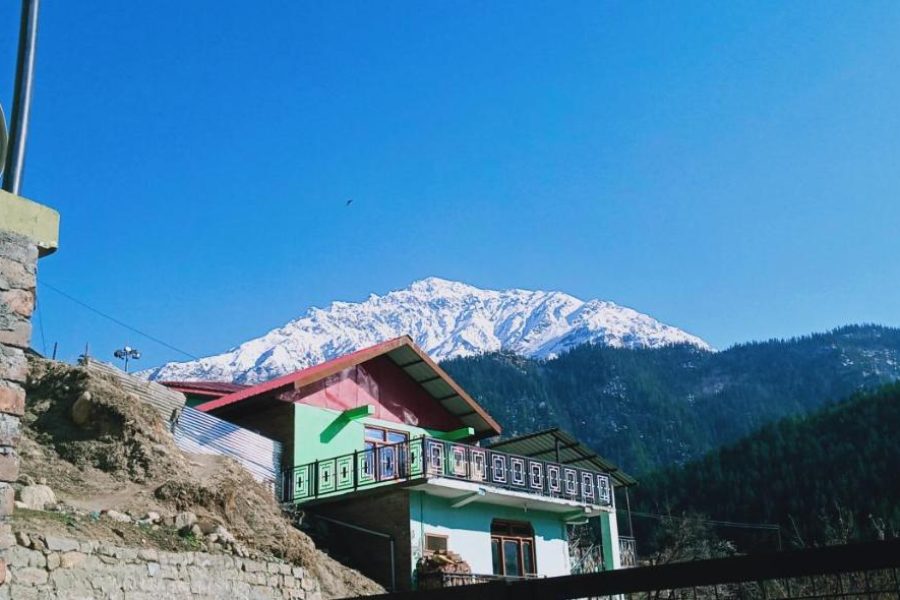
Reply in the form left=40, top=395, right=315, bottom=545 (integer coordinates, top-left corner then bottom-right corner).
left=417, top=571, right=540, bottom=589
left=619, top=535, right=638, bottom=567
left=280, top=436, right=614, bottom=507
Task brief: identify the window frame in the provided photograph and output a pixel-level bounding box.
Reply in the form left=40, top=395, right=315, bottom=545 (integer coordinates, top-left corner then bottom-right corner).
left=363, top=425, right=409, bottom=480
left=424, top=533, right=449, bottom=555
left=490, top=519, right=537, bottom=578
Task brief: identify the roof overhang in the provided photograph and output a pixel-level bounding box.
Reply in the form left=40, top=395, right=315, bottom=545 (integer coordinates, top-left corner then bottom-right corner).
left=194, top=336, right=502, bottom=439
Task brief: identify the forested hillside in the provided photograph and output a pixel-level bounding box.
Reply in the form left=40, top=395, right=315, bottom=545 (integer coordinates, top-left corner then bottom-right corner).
left=443, top=325, right=900, bottom=474
left=634, top=382, right=900, bottom=544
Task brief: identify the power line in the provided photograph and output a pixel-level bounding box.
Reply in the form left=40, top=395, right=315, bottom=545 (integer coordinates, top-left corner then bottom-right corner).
left=619, top=509, right=781, bottom=532
left=40, top=281, right=199, bottom=360
left=35, top=295, right=47, bottom=354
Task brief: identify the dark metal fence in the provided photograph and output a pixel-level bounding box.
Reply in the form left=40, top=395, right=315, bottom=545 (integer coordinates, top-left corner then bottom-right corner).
left=280, top=436, right=614, bottom=507
left=347, top=539, right=900, bottom=599
left=418, top=572, right=540, bottom=589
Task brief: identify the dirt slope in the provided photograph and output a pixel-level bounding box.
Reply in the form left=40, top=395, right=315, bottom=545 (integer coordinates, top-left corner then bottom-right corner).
left=18, top=356, right=383, bottom=598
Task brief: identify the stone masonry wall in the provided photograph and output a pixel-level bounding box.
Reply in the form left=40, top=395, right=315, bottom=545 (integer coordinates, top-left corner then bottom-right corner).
left=0, top=231, right=38, bottom=584
left=2, top=533, right=321, bottom=600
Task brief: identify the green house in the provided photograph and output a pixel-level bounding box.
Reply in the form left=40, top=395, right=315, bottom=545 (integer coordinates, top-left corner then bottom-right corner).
left=186, top=336, right=636, bottom=591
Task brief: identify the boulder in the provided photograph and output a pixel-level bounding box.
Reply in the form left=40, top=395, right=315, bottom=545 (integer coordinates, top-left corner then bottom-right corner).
left=16, top=484, right=56, bottom=510
left=70, top=391, right=92, bottom=426
left=174, top=511, right=197, bottom=530
left=104, top=510, right=132, bottom=523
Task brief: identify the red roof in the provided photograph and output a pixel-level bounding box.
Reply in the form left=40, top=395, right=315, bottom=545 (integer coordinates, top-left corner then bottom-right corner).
left=193, top=336, right=502, bottom=438
left=160, top=381, right=248, bottom=397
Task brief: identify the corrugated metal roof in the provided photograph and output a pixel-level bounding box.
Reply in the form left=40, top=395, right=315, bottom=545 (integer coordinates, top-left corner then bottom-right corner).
left=173, top=406, right=282, bottom=492
left=488, top=428, right=637, bottom=487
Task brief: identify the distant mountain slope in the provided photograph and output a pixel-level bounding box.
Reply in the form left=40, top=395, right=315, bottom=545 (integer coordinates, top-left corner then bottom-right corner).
left=634, top=381, right=900, bottom=544
left=442, top=325, right=900, bottom=474
left=140, top=277, right=709, bottom=383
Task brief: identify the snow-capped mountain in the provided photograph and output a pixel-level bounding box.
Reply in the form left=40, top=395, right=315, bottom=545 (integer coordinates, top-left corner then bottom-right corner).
left=140, top=277, right=711, bottom=384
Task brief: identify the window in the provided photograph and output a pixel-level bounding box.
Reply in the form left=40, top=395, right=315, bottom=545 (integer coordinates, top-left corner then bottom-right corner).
left=424, top=533, right=448, bottom=554
left=490, top=520, right=536, bottom=577
left=363, top=426, right=409, bottom=480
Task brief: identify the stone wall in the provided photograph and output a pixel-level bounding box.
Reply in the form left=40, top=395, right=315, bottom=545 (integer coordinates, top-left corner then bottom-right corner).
left=311, top=488, right=411, bottom=591
left=2, top=533, right=321, bottom=599
left=0, top=230, right=38, bottom=583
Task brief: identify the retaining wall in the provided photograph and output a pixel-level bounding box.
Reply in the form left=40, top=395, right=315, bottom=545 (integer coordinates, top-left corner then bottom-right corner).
left=2, top=533, right=321, bottom=600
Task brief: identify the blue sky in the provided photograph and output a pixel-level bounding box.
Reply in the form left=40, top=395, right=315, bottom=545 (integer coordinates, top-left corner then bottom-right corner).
left=2, top=2, right=899, bottom=369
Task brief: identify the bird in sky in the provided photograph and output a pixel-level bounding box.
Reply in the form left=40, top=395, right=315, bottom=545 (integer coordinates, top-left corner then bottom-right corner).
left=345, top=199, right=353, bottom=207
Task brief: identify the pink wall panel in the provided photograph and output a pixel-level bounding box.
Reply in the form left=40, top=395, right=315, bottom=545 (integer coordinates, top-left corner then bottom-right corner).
left=283, top=356, right=462, bottom=431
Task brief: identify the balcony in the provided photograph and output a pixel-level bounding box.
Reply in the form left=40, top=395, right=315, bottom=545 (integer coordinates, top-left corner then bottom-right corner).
left=280, top=436, right=614, bottom=508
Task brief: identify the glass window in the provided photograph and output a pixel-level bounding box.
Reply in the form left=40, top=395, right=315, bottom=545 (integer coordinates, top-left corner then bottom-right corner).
left=503, top=540, right=521, bottom=577
left=491, top=520, right=536, bottom=578
left=425, top=534, right=448, bottom=553
left=386, top=431, right=407, bottom=444
left=522, top=541, right=535, bottom=575
left=365, top=427, right=385, bottom=442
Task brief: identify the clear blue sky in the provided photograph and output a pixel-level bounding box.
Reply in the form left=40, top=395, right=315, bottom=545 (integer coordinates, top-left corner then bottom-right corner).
left=2, top=2, right=899, bottom=369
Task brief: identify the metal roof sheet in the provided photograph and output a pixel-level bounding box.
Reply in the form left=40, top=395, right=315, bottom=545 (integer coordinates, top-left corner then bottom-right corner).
left=488, top=428, right=637, bottom=487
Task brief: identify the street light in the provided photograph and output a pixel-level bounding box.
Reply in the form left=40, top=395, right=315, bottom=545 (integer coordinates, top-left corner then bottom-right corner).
left=113, top=346, right=141, bottom=372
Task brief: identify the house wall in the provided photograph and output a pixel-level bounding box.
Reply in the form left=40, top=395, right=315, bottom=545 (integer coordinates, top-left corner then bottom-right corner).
left=408, top=491, right=571, bottom=584
left=283, top=355, right=464, bottom=433
left=293, top=403, right=445, bottom=468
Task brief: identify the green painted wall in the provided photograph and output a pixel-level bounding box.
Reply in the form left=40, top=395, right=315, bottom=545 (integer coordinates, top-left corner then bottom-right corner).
left=292, top=403, right=447, bottom=467
left=408, top=490, right=571, bottom=582
left=598, top=511, right=621, bottom=570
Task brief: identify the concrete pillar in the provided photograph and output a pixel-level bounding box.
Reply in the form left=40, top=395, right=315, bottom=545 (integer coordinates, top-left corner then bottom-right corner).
left=0, top=190, right=59, bottom=585
left=599, top=510, right=622, bottom=570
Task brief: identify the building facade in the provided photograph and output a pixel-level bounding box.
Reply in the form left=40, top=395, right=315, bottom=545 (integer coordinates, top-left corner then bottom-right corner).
left=173, top=336, right=635, bottom=591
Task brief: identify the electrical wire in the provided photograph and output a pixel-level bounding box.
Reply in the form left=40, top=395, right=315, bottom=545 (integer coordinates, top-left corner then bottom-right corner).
left=40, top=280, right=199, bottom=360
left=619, top=508, right=781, bottom=531
left=35, top=295, right=47, bottom=355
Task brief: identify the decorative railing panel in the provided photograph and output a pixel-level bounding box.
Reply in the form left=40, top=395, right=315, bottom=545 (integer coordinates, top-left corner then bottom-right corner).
left=619, top=535, right=638, bottom=567
left=280, top=436, right=613, bottom=507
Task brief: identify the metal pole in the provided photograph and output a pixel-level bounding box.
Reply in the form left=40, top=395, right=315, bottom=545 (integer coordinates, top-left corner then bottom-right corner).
left=2, top=0, right=41, bottom=194
left=625, top=487, right=635, bottom=538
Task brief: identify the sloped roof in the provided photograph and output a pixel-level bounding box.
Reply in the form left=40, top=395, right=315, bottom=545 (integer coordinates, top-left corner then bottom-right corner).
left=488, top=428, right=637, bottom=487
left=193, top=336, right=502, bottom=439
left=160, top=381, right=248, bottom=398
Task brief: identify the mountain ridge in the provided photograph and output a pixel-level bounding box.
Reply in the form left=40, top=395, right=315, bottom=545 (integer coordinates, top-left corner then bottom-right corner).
left=140, top=277, right=710, bottom=383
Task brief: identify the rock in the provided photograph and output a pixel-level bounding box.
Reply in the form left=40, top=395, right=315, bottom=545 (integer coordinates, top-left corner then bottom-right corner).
left=13, top=500, right=27, bottom=510
left=197, top=519, right=218, bottom=535
left=104, top=510, right=132, bottom=523
left=213, top=525, right=236, bottom=544
left=16, top=484, right=56, bottom=510
left=14, top=567, right=48, bottom=586
left=174, top=511, right=197, bottom=530
left=60, top=550, right=87, bottom=569
left=70, top=391, right=92, bottom=425
left=207, top=534, right=219, bottom=543
left=14, top=531, right=30, bottom=548
left=189, top=524, right=203, bottom=537
left=16, top=473, right=35, bottom=486
left=44, top=536, right=79, bottom=552
left=46, top=552, right=61, bottom=571
left=144, top=511, right=161, bottom=523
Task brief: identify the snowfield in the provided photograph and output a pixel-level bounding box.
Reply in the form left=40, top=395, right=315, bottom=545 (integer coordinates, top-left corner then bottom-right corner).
left=139, top=277, right=711, bottom=384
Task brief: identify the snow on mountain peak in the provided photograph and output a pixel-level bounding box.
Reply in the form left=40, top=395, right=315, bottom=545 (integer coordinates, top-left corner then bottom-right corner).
left=140, top=278, right=712, bottom=384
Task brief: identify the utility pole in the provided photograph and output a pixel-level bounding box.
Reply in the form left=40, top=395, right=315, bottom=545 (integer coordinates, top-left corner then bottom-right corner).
left=2, top=0, right=41, bottom=194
